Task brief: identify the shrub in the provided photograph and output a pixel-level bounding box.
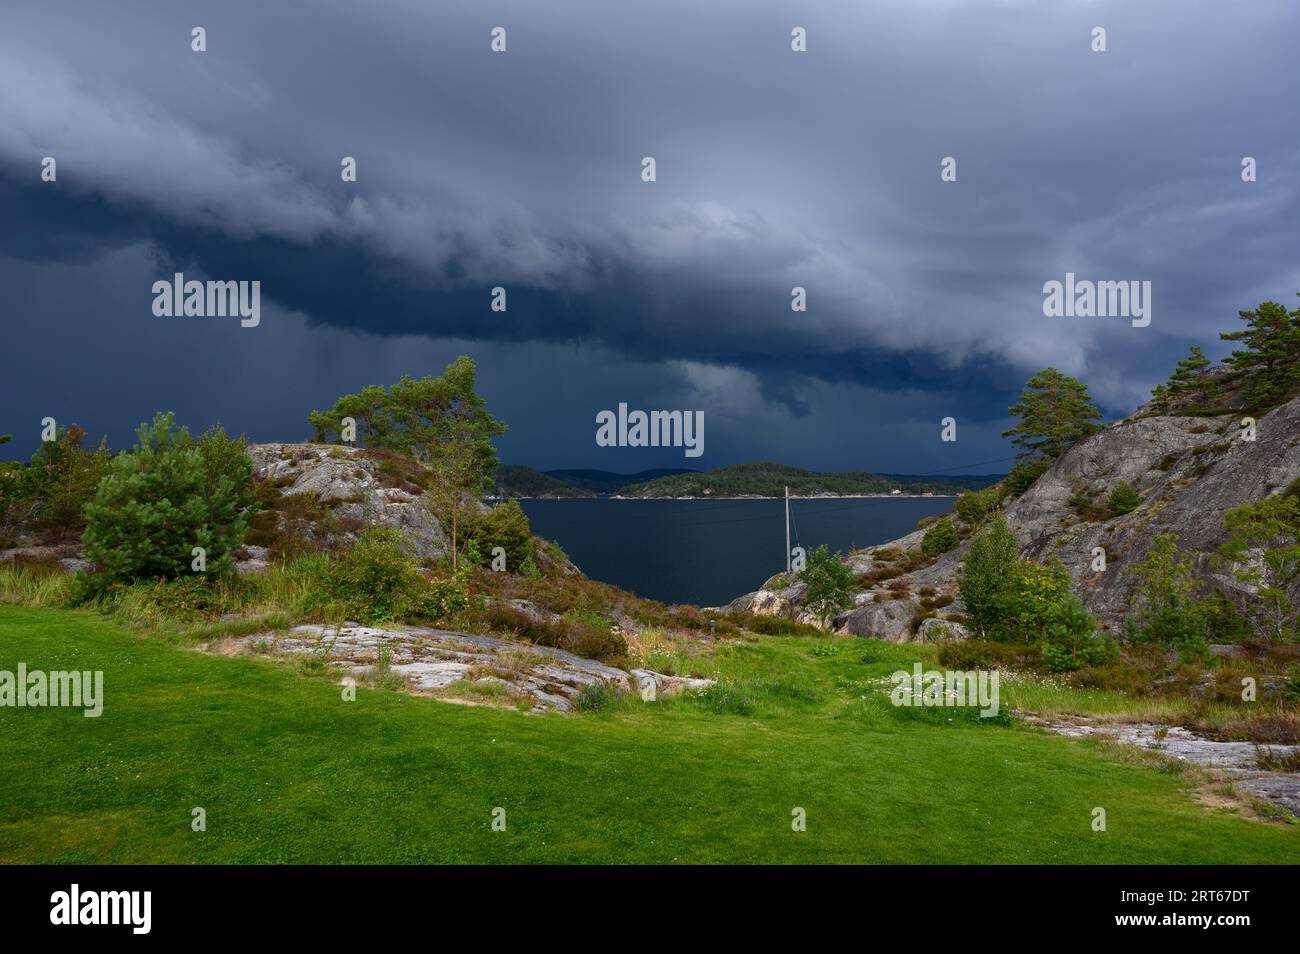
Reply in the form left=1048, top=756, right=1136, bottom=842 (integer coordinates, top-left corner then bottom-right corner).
left=83, top=414, right=254, bottom=583
left=1005, top=458, right=1050, bottom=497
left=1039, top=594, right=1115, bottom=672
left=408, top=577, right=470, bottom=624
left=5, top=425, right=111, bottom=530
left=921, top=516, right=959, bottom=556
left=1107, top=480, right=1140, bottom=516
left=1201, top=590, right=1252, bottom=642
left=954, top=486, right=1002, bottom=526
left=314, top=526, right=437, bottom=624
left=800, top=545, right=856, bottom=626
left=473, top=500, right=535, bottom=574
left=937, top=639, right=1043, bottom=671
left=733, top=614, right=825, bottom=638
left=1125, top=598, right=1210, bottom=663
left=480, top=601, right=626, bottom=662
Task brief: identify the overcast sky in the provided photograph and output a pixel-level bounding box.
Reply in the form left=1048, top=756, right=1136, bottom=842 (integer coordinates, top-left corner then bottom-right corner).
left=2, top=0, right=1297, bottom=473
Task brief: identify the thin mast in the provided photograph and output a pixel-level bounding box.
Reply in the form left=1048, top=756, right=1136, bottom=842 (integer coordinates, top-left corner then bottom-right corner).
left=785, top=485, right=791, bottom=572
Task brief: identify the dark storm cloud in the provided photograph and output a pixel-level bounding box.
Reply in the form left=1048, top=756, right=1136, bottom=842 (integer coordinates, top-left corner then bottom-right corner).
left=2, top=0, right=1298, bottom=467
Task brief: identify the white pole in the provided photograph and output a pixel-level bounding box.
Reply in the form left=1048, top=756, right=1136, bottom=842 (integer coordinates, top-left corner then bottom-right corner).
left=785, top=485, right=791, bottom=572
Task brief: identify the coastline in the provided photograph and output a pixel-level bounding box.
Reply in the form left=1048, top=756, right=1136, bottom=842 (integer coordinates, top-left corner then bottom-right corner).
left=491, top=493, right=959, bottom=501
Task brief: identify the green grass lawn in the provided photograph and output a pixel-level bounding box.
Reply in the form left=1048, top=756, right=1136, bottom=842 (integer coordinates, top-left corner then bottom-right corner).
left=1, top=605, right=1296, bottom=863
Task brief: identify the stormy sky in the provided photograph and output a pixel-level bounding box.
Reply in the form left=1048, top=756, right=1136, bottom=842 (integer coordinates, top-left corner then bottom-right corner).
left=2, top=0, right=1298, bottom=473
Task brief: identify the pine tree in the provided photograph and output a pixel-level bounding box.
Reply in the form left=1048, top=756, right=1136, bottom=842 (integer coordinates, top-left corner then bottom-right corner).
left=1220, top=297, right=1300, bottom=410
left=1165, top=345, right=1213, bottom=406
left=83, top=413, right=254, bottom=582
left=1148, top=382, right=1171, bottom=415
left=1107, top=480, right=1140, bottom=516
left=1002, top=368, right=1104, bottom=462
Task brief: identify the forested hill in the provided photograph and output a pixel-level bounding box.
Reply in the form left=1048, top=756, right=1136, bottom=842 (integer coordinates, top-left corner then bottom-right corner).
left=614, top=463, right=1001, bottom=498
left=492, top=466, right=700, bottom=497
left=492, top=463, right=999, bottom=498
left=492, top=465, right=597, bottom=498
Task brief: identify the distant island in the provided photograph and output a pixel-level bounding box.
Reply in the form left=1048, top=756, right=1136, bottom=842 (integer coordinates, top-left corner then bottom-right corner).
left=493, top=462, right=1001, bottom=499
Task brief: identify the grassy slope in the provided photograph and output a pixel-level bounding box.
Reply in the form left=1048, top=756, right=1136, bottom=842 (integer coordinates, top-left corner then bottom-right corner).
left=0, top=605, right=1295, bottom=863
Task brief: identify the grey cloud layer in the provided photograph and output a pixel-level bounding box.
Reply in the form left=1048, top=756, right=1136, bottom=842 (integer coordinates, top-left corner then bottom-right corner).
left=2, top=0, right=1298, bottom=455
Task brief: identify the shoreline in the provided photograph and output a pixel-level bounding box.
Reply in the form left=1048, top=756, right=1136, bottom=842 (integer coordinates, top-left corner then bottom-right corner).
left=490, top=493, right=959, bottom=501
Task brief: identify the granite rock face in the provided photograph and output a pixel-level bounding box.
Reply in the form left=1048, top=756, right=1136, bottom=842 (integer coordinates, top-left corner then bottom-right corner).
left=248, top=442, right=449, bottom=560
left=725, top=396, right=1300, bottom=639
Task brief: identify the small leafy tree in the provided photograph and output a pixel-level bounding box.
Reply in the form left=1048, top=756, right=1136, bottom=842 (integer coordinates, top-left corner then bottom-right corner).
left=1123, top=534, right=1208, bottom=660
left=18, top=424, right=112, bottom=529
left=310, top=358, right=507, bottom=571
left=309, top=384, right=391, bottom=446
left=996, top=559, right=1073, bottom=643
left=921, top=516, right=959, bottom=556
left=800, top=545, right=855, bottom=626
left=959, top=513, right=1020, bottom=638
left=83, top=413, right=254, bottom=583
left=1107, top=480, right=1140, bottom=516
left=1126, top=533, right=1197, bottom=607
left=1218, top=493, right=1300, bottom=640
left=1003, top=368, right=1103, bottom=463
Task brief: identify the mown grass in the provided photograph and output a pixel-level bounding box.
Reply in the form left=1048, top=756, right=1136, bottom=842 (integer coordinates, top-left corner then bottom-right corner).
left=1, top=607, right=1296, bottom=864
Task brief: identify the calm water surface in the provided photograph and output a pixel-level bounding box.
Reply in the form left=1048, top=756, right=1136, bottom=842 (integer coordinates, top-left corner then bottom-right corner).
left=518, top=497, right=954, bottom=606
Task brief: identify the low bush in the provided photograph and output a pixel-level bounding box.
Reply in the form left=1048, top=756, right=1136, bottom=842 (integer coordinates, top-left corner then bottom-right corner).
left=479, top=601, right=626, bottom=662
left=731, top=614, right=825, bottom=638
left=1004, top=458, right=1050, bottom=497
left=937, top=639, right=1043, bottom=671
left=471, top=500, right=535, bottom=574
left=308, top=526, right=467, bottom=626
left=921, top=517, right=959, bottom=556
left=954, top=485, right=1003, bottom=526
left=1107, top=480, right=1140, bottom=516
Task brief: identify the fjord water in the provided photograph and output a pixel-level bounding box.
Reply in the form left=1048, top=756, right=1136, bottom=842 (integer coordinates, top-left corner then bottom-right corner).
left=519, top=497, right=955, bottom=606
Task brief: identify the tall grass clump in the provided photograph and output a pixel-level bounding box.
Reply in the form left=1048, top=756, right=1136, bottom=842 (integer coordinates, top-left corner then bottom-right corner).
left=0, top=562, right=76, bottom=607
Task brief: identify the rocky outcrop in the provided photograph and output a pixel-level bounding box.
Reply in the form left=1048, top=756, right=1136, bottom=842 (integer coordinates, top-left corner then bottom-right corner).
left=229, top=623, right=713, bottom=712
left=1026, top=714, right=1300, bottom=817
left=1011, top=401, right=1299, bottom=627
left=834, top=595, right=915, bottom=640
left=726, top=396, right=1300, bottom=639
left=248, top=443, right=448, bottom=560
